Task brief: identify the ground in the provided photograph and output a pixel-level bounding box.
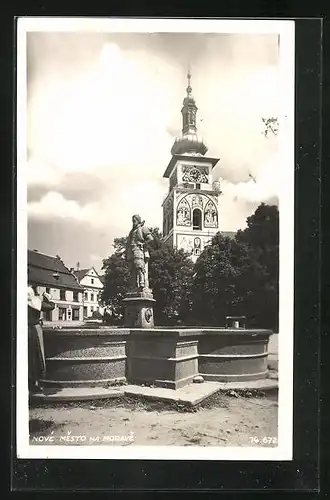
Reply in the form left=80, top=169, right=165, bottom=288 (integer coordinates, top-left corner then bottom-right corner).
left=29, top=334, right=279, bottom=447
left=29, top=391, right=278, bottom=447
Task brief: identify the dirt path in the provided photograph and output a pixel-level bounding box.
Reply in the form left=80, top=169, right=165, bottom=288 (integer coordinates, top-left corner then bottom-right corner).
left=29, top=393, right=278, bottom=447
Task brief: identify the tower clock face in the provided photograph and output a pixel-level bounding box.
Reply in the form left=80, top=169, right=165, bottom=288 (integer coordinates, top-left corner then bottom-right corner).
left=189, top=168, right=202, bottom=182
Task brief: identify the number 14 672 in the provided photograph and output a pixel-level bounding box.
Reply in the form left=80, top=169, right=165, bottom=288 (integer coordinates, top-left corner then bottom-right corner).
left=249, top=436, right=277, bottom=445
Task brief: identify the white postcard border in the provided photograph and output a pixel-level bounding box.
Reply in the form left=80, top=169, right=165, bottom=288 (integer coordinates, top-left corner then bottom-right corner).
left=16, top=17, right=295, bottom=461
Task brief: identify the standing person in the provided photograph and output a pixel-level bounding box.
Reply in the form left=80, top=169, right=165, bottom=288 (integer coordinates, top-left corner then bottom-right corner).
left=27, top=283, right=55, bottom=394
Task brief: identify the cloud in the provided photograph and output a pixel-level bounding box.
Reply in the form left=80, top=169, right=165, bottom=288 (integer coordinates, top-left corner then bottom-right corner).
left=28, top=217, right=112, bottom=270
left=26, top=31, right=280, bottom=269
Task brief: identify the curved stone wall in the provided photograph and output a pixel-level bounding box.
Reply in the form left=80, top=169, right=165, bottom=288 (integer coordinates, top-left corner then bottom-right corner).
left=41, top=327, right=130, bottom=388
left=198, top=329, right=271, bottom=381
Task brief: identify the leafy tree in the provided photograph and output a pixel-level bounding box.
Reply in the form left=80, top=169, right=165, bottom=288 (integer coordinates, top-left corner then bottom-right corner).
left=262, top=117, right=279, bottom=137
left=236, top=203, right=279, bottom=330
left=192, top=233, right=249, bottom=326
left=192, top=203, right=279, bottom=330
left=100, top=238, right=131, bottom=324
left=101, top=228, right=194, bottom=326
left=149, top=243, right=194, bottom=326
left=91, top=309, right=103, bottom=320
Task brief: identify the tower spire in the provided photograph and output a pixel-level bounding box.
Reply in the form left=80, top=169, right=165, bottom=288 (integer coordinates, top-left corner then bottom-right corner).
left=170, top=65, right=207, bottom=156
left=186, top=63, right=192, bottom=96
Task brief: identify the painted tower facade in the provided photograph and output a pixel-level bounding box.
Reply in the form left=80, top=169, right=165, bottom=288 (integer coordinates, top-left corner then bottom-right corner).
left=162, top=71, right=221, bottom=262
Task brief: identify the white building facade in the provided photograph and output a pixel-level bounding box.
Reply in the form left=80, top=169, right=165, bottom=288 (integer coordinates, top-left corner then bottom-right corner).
left=74, top=267, right=104, bottom=318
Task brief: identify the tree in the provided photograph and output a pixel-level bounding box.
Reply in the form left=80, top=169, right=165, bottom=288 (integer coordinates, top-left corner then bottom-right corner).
left=192, top=233, right=249, bottom=326
left=101, top=228, right=194, bottom=326
left=262, top=117, right=279, bottom=137
left=192, top=203, right=279, bottom=330
left=236, top=203, right=279, bottom=330
left=100, top=245, right=130, bottom=324
left=149, top=243, right=194, bottom=326
left=91, top=309, right=103, bottom=320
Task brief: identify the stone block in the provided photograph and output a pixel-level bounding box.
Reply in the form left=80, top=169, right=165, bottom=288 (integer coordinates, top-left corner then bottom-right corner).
left=127, top=330, right=199, bottom=389
left=123, top=296, right=156, bottom=328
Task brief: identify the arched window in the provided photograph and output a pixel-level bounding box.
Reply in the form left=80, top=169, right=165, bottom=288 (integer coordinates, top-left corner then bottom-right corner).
left=193, top=208, right=202, bottom=230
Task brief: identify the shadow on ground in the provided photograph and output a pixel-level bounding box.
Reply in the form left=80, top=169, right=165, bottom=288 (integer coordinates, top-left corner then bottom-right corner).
left=29, top=418, right=66, bottom=434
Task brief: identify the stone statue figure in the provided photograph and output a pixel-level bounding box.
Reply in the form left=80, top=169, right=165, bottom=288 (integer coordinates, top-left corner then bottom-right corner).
left=126, top=214, right=153, bottom=290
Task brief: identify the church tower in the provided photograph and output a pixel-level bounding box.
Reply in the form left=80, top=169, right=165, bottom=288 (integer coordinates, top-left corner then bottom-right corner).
left=162, top=69, right=221, bottom=262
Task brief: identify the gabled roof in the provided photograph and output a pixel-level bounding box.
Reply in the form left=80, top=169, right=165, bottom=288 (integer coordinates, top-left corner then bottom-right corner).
left=74, top=269, right=89, bottom=281
left=73, top=267, right=104, bottom=284
left=28, top=250, right=83, bottom=291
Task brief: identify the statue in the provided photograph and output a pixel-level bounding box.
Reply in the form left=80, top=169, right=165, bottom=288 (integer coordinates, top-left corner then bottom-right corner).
left=126, top=214, right=153, bottom=290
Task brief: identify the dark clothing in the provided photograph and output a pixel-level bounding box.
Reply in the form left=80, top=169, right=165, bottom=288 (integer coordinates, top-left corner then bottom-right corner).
left=28, top=291, right=55, bottom=390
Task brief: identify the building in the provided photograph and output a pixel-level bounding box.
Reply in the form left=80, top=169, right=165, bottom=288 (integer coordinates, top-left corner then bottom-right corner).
left=162, top=70, right=223, bottom=262
left=28, top=250, right=84, bottom=322
left=73, top=267, right=104, bottom=318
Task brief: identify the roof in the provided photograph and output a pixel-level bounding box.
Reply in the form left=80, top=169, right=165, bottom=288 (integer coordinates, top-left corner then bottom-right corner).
left=73, top=267, right=104, bottom=284
left=28, top=250, right=83, bottom=291
left=74, top=269, right=89, bottom=281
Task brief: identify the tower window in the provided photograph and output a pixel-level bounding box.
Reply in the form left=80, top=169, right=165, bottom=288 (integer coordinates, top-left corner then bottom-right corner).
left=194, top=237, right=201, bottom=256
left=195, top=183, right=201, bottom=190
left=193, top=208, right=202, bottom=231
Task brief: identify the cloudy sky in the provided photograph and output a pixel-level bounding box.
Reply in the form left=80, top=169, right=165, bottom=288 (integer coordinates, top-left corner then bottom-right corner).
left=26, top=30, right=280, bottom=272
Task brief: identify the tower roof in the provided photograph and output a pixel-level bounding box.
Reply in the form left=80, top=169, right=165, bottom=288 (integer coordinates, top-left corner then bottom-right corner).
left=171, top=68, right=207, bottom=156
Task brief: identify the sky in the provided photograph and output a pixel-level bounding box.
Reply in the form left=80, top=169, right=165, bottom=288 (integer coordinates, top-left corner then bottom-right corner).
left=26, top=30, right=280, bottom=272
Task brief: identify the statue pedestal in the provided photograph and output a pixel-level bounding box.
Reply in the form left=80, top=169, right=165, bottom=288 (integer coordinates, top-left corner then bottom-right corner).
left=123, top=289, right=156, bottom=328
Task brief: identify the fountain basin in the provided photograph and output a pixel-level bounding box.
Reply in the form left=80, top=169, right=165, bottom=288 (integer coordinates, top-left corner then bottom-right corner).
left=41, top=326, right=272, bottom=390
left=41, top=328, right=130, bottom=388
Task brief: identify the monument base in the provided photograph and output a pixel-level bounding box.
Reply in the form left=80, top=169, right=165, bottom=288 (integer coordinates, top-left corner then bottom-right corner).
left=123, top=289, right=156, bottom=328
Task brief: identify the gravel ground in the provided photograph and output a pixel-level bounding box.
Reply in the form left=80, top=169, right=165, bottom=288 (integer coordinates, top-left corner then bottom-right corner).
left=29, top=390, right=278, bottom=447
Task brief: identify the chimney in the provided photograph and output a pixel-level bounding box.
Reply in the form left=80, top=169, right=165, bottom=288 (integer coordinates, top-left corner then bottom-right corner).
left=76, top=261, right=80, bottom=270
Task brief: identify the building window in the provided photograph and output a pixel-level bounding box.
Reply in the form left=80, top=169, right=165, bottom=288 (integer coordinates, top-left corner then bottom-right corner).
left=60, top=289, right=66, bottom=301
left=195, top=183, right=201, bottom=190
left=83, top=306, right=87, bottom=317
left=84, top=292, right=88, bottom=301
left=193, top=208, right=202, bottom=230
left=46, top=287, right=50, bottom=294
left=194, top=237, right=201, bottom=256
left=91, top=278, right=94, bottom=284
left=58, top=307, right=66, bottom=320
left=72, top=307, right=80, bottom=320
left=73, top=291, right=78, bottom=301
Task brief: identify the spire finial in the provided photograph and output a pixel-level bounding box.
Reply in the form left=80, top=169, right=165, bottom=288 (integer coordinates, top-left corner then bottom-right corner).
left=186, top=62, right=192, bottom=96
